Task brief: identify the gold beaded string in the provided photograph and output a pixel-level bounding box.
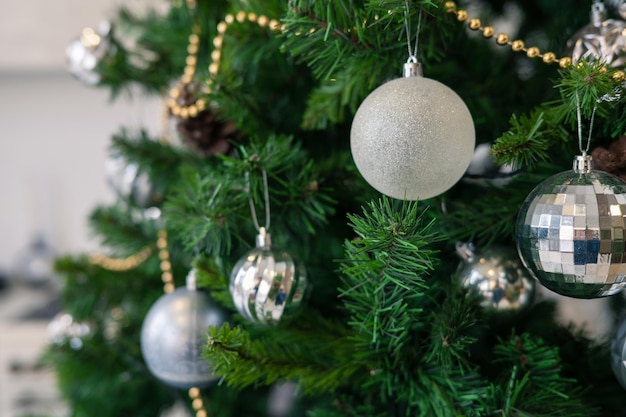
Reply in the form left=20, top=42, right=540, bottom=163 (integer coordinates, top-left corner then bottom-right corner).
left=89, top=246, right=154, bottom=271
left=444, top=1, right=626, bottom=83
left=166, top=10, right=281, bottom=120
left=189, top=387, right=208, bottom=417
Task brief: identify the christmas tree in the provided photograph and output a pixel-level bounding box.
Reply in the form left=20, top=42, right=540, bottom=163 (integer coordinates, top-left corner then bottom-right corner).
left=49, top=0, right=626, bottom=416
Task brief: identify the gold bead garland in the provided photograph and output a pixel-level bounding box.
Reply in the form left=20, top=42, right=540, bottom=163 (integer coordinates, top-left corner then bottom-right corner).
left=156, top=229, right=176, bottom=294
left=444, top=0, right=626, bottom=81
left=189, top=387, right=208, bottom=417
left=166, top=10, right=281, bottom=120
left=89, top=246, right=153, bottom=271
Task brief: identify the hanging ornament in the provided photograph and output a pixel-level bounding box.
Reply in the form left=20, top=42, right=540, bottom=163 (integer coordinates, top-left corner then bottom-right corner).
left=455, top=242, right=535, bottom=312
left=516, top=100, right=626, bottom=298
left=611, top=316, right=626, bottom=390
left=350, top=60, right=475, bottom=200
left=350, top=8, right=474, bottom=200
left=105, top=154, right=162, bottom=208
left=229, top=170, right=310, bottom=325
left=565, top=1, right=626, bottom=67
left=606, top=0, right=626, bottom=19
left=140, top=270, right=229, bottom=389
left=463, top=143, right=519, bottom=187
left=65, top=21, right=115, bottom=86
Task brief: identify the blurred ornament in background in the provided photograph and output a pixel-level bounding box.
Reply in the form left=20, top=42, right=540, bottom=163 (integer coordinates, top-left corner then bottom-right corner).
left=230, top=227, right=309, bottom=325
left=105, top=154, right=162, bottom=208
left=48, top=312, right=91, bottom=350
left=455, top=242, right=535, bottom=312
left=65, top=21, right=115, bottom=86
left=591, top=135, right=626, bottom=181
left=516, top=153, right=626, bottom=298
left=463, top=143, right=519, bottom=187
left=606, top=0, right=626, bottom=19
left=611, top=316, right=626, bottom=390
left=565, top=1, right=626, bottom=67
left=169, top=84, right=239, bottom=157
left=140, top=270, right=229, bottom=389
left=14, top=234, right=58, bottom=288
left=350, top=62, right=475, bottom=200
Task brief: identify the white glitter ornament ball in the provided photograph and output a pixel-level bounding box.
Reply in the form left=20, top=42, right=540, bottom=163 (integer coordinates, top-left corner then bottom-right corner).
left=350, top=70, right=475, bottom=200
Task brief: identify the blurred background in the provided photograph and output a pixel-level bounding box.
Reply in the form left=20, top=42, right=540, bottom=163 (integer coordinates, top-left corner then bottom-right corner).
left=0, top=2, right=162, bottom=416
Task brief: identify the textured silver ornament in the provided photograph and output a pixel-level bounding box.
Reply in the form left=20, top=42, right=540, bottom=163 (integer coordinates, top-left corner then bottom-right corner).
left=611, top=316, right=626, bottom=390
left=566, top=1, right=626, bottom=67
left=455, top=242, right=535, bottom=312
left=516, top=154, right=626, bottom=299
left=65, top=21, right=115, bottom=86
left=350, top=63, right=475, bottom=200
left=230, top=228, right=309, bottom=325
left=140, top=271, right=229, bottom=389
left=105, top=155, right=160, bottom=208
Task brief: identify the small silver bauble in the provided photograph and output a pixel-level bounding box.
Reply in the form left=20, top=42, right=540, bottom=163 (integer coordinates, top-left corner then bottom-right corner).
left=565, top=1, right=626, bottom=67
left=65, top=21, right=115, bottom=86
left=611, top=316, right=626, bottom=390
left=140, top=271, right=229, bottom=389
left=463, top=143, right=519, bottom=187
left=350, top=62, right=475, bottom=200
left=516, top=154, right=626, bottom=299
left=455, top=242, right=535, bottom=312
left=230, top=228, right=309, bottom=325
left=105, top=155, right=160, bottom=208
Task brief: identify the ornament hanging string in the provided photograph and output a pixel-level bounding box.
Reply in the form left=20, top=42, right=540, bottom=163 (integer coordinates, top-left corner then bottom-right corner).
left=246, top=169, right=271, bottom=232
left=403, top=1, right=422, bottom=63
left=575, top=91, right=597, bottom=156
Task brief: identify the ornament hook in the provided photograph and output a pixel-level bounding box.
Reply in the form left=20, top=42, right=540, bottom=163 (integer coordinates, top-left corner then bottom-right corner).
left=246, top=168, right=272, bottom=249
left=403, top=1, right=423, bottom=65
left=575, top=90, right=597, bottom=157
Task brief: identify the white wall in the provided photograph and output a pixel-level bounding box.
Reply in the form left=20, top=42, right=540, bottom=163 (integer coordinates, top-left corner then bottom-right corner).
left=0, top=1, right=163, bottom=275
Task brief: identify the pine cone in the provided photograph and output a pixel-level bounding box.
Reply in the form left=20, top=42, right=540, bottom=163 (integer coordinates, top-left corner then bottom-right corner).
left=172, top=85, right=239, bottom=157
left=591, top=135, right=626, bottom=181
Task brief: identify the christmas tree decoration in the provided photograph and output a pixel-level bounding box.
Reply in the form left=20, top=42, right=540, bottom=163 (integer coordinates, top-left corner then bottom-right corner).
left=455, top=242, right=535, bottom=312
left=65, top=21, right=115, bottom=86
left=230, top=227, right=309, bottom=325
left=48, top=312, right=91, bottom=350
left=611, top=316, right=626, bottom=390
left=516, top=152, right=626, bottom=298
left=463, top=143, right=519, bottom=187
left=565, top=1, right=626, bottom=67
left=606, top=0, right=626, bottom=19
left=140, top=270, right=229, bottom=389
left=350, top=61, right=475, bottom=200
left=105, top=154, right=161, bottom=208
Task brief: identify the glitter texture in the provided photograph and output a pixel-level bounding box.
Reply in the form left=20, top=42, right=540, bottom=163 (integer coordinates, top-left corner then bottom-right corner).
left=516, top=169, right=626, bottom=298
left=350, top=76, right=475, bottom=200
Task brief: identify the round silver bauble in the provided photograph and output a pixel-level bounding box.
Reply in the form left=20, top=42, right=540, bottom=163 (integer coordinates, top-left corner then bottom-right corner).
left=65, top=21, right=115, bottom=86
left=230, top=228, right=309, bottom=325
left=105, top=155, right=160, bottom=208
left=565, top=1, right=626, bottom=67
left=516, top=154, right=626, bottom=299
left=350, top=63, right=475, bottom=200
left=455, top=242, right=535, bottom=312
left=140, top=271, right=229, bottom=389
left=463, top=143, right=519, bottom=187
left=611, top=317, right=626, bottom=390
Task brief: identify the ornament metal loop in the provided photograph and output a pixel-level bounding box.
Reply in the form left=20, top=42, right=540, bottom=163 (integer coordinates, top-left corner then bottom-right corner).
left=573, top=153, right=594, bottom=174
left=403, top=61, right=423, bottom=78
left=256, top=227, right=272, bottom=249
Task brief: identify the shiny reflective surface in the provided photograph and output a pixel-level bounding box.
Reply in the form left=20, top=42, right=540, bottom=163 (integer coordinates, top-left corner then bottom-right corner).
left=516, top=169, right=626, bottom=298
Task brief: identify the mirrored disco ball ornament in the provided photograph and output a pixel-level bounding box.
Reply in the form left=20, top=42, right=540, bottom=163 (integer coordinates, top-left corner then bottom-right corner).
left=350, top=62, right=475, bottom=200
left=140, top=270, right=229, bottom=389
left=611, top=316, right=626, bottom=390
left=65, top=21, right=115, bottom=86
left=230, top=227, right=309, bottom=325
left=516, top=153, right=626, bottom=298
left=455, top=242, right=535, bottom=312
left=565, top=1, right=626, bottom=67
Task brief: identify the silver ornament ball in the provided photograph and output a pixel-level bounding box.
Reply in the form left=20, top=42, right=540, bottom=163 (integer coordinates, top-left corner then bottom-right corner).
left=463, top=143, right=519, bottom=187
left=611, top=316, right=626, bottom=390
left=455, top=242, right=535, bottom=312
left=140, top=272, right=229, bottom=389
left=230, top=228, right=309, bottom=325
left=65, top=21, right=115, bottom=86
left=350, top=73, right=475, bottom=200
left=105, top=154, right=160, bottom=208
left=516, top=155, right=626, bottom=299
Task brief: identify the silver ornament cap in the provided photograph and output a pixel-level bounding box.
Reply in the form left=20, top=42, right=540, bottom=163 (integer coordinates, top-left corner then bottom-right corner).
left=350, top=66, right=475, bottom=200
left=229, top=228, right=309, bottom=325
left=516, top=154, right=626, bottom=298
left=140, top=270, right=229, bottom=389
